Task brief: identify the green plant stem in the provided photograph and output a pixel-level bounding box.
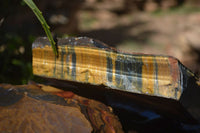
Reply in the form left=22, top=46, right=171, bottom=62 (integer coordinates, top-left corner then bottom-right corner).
left=23, top=0, right=58, bottom=56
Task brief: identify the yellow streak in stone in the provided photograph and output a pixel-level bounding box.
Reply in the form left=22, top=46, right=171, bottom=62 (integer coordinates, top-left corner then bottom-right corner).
left=33, top=45, right=55, bottom=78
left=142, top=56, right=155, bottom=95
left=74, top=47, right=107, bottom=84
left=155, top=56, right=174, bottom=98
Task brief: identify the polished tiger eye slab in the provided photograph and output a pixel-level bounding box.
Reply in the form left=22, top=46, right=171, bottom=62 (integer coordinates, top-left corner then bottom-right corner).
left=32, top=37, right=198, bottom=100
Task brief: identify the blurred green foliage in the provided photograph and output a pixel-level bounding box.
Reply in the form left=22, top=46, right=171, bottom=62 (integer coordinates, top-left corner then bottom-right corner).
left=0, top=33, right=35, bottom=84
left=0, top=0, right=34, bottom=84
left=152, top=5, right=200, bottom=16
left=0, top=0, right=56, bottom=84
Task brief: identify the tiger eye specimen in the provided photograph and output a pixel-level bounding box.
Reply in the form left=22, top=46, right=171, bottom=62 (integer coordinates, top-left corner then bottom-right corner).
left=32, top=37, right=199, bottom=100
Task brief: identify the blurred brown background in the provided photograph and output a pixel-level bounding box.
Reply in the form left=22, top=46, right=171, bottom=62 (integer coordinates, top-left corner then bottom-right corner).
left=0, top=0, right=200, bottom=84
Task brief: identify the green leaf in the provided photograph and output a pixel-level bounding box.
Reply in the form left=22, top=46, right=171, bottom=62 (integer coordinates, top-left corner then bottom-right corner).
left=23, top=0, right=58, bottom=56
